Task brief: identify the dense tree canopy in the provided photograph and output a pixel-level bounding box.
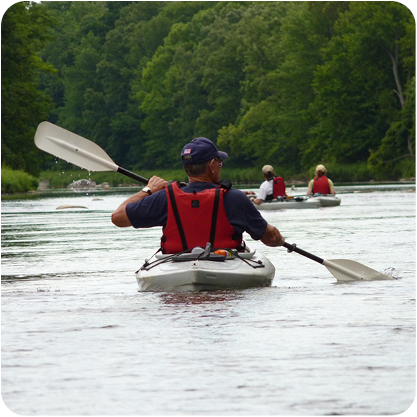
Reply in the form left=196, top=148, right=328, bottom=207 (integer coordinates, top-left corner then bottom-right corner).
left=2, top=1, right=415, bottom=179
left=309, top=1, right=415, bottom=176
left=1, top=1, right=57, bottom=175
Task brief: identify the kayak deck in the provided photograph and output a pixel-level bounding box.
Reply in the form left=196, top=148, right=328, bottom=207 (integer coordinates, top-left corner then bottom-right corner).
left=308, top=195, right=341, bottom=207
left=136, top=248, right=275, bottom=292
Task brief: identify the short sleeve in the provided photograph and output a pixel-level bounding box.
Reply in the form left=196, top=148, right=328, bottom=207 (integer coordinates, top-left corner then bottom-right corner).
left=126, top=190, right=168, bottom=228
left=257, top=181, right=272, bottom=201
left=224, top=189, right=268, bottom=240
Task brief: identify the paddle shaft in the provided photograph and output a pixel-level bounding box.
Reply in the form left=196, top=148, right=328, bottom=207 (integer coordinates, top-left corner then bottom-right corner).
left=117, top=167, right=148, bottom=185
left=283, top=242, right=324, bottom=264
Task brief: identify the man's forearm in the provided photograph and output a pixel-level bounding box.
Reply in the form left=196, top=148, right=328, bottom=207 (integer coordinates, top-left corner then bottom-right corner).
left=111, top=190, right=149, bottom=227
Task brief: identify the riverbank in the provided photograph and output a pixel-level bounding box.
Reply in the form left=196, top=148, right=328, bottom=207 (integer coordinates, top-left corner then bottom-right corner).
left=1, top=165, right=415, bottom=200
left=2, top=180, right=415, bottom=201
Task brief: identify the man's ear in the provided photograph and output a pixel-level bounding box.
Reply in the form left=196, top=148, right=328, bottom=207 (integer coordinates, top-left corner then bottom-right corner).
left=208, top=159, right=215, bottom=173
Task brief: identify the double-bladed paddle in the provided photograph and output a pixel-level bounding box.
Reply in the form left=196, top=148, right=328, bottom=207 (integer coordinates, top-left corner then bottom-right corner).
left=34, top=121, right=149, bottom=185
left=283, top=242, right=395, bottom=282
left=34, top=121, right=395, bottom=282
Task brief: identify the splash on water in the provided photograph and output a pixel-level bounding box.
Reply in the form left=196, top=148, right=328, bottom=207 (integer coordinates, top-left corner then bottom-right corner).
left=383, top=267, right=401, bottom=279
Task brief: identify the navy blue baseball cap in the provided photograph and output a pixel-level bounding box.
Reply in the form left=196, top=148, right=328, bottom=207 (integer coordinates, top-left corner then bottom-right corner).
left=181, top=137, right=229, bottom=165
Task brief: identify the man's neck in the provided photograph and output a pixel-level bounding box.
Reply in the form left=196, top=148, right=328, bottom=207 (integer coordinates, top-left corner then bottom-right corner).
left=189, top=174, right=216, bottom=183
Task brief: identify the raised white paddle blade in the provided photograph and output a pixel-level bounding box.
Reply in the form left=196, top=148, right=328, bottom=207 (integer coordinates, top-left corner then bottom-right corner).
left=34, top=121, right=118, bottom=172
left=323, top=259, right=395, bottom=282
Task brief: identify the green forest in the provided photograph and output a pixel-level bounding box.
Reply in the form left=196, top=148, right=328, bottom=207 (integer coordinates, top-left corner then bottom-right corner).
left=1, top=1, right=415, bottom=189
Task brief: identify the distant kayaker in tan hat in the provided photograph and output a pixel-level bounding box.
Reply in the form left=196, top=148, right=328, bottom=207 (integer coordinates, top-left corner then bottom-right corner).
left=250, top=165, right=287, bottom=205
left=250, top=165, right=275, bottom=205
left=307, top=164, right=336, bottom=196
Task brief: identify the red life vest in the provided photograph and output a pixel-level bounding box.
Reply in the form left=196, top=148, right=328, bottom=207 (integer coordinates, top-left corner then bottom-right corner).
left=161, top=182, right=242, bottom=254
left=312, top=176, right=330, bottom=194
left=272, top=176, right=286, bottom=198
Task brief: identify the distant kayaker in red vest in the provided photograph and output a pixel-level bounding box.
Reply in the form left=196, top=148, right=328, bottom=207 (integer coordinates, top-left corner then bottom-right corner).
left=307, top=164, right=336, bottom=197
left=251, top=165, right=286, bottom=205
left=111, top=138, right=285, bottom=253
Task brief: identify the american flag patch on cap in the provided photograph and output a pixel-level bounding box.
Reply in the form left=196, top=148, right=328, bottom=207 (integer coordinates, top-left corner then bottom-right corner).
left=183, top=148, right=192, bottom=154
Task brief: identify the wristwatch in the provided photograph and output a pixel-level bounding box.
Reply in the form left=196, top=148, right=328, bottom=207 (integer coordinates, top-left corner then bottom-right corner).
left=142, top=186, right=152, bottom=195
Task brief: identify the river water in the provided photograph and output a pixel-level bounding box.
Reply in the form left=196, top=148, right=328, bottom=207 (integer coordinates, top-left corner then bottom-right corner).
left=1, top=184, right=416, bottom=415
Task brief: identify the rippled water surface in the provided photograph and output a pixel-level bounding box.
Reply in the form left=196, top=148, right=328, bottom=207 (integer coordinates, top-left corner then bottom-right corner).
left=1, top=184, right=416, bottom=415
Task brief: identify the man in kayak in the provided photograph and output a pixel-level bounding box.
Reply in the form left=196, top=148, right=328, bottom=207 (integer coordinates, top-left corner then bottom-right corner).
left=306, top=164, right=336, bottom=196
left=111, top=137, right=285, bottom=253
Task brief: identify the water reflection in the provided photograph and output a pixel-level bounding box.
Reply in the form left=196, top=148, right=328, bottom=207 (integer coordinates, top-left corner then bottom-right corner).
left=159, top=290, right=245, bottom=305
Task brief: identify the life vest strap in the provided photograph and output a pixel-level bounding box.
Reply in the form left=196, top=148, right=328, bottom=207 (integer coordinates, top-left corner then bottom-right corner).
left=167, top=182, right=188, bottom=251
left=209, top=188, right=221, bottom=246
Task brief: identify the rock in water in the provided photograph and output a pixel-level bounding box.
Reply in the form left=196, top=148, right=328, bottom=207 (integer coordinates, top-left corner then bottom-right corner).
left=56, top=205, right=88, bottom=210
left=37, top=179, right=50, bottom=191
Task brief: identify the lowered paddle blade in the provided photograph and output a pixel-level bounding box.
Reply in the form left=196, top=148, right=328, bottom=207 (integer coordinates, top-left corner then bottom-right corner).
left=323, top=259, right=395, bottom=282
left=34, top=122, right=148, bottom=184
left=283, top=242, right=395, bottom=282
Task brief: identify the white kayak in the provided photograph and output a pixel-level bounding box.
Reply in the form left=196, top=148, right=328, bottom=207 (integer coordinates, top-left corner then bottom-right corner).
left=255, top=198, right=320, bottom=210
left=136, top=246, right=275, bottom=292
left=308, top=195, right=341, bottom=207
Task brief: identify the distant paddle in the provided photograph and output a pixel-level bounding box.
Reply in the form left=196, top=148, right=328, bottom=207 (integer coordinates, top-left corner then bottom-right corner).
left=34, top=122, right=148, bottom=185
left=283, top=242, right=395, bottom=282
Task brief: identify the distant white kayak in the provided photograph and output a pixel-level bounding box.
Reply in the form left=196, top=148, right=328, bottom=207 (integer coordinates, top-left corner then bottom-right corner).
left=136, top=247, right=275, bottom=292
left=255, top=198, right=320, bottom=210
left=254, top=195, right=341, bottom=210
